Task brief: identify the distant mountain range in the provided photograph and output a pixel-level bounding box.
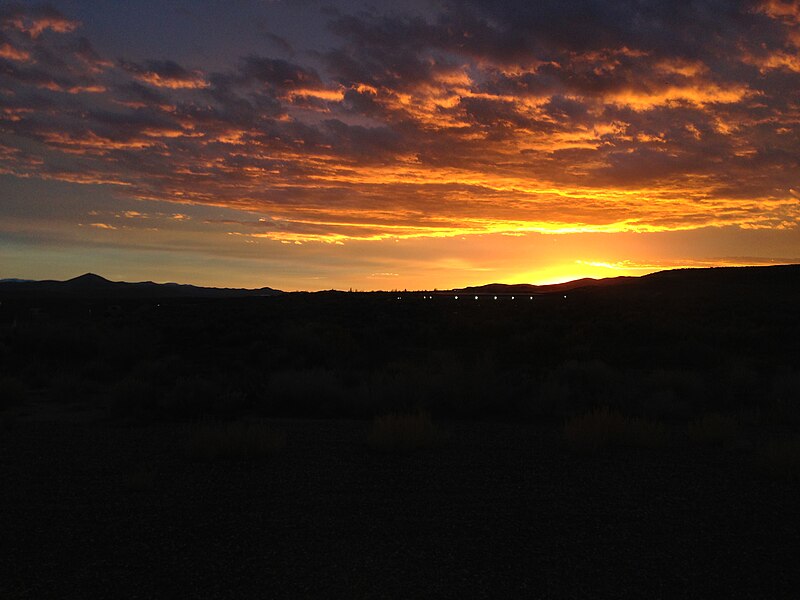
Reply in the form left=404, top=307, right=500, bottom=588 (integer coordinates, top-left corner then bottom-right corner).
left=455, top=264, right=800, bottom=295
left=1, top=264, right=798, bottom=299
left=456, top=276, right=634, bottom=295
left=0, top=273, right=282, bottom=299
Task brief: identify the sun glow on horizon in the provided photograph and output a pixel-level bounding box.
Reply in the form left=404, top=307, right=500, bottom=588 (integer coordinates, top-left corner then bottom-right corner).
left=508, top=261, right=653, bottom=286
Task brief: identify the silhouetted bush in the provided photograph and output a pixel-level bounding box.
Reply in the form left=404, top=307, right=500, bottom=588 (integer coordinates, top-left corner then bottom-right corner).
left=367, top=412, right=446, bottom=453
left=186, top=421, right=285, bottom=461
left=1, top=413, right=15, bottom=431
left=769, top=369, right=800, bottom=425
left=687, top=413, right=739, bottom=446
left=121, top=467, right=157, bottom=491
left=641, top=368, right=705, bottom=419
left=160, top=377, right=249, bottom=420
left=643, top=389, right=688, bottom=421
left=10, top=321, right=99, bottom=361
left=49, top=369, right=99, bottom=404
left=755, top=438, right=800, bottom=480
left=110, top=377, right=162, bottom=420
left=0, top=376, right=26, bottom=410
left=564, top=407, right=668, bottom=451
left=132, top=355, right=188, bottom=388
left=538, top=360, right=623, bottom=417
left=261, top=368, right=352, bottom=417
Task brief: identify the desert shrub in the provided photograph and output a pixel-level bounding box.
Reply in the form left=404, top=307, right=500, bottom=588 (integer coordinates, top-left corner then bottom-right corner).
left=121, top=467, right=157, bottom=491
left=564, top=407, right=668, bottom=451
left=186, top=421, right=285, bottom=461
left=538, top=360, right=623, bottom=417
left=97, top=326, right=160, bottom=367
left=369, top=362, right=440, bottom=414
left=0, top=376, right=26, bottom=410
left=49, top=370, right=98, bottom=404
left=133, top=355, right=188, bottom=388
left=261, top=368, right=350, bottom=417
left=162, top=376, right=217, bottom=416
left=367, top=411, right=446, bottom=453
left=711, top=361, right=760, bottom=407
left=110, top=377, right=162, bottom=420
left=11, top=321, right=99, bottom=361
left=754, top=438, right=800, bottom=480
left=687, top=413, right=739, bottom=446
left=639, top=368, right=705, bottom=418
left=768, top=370, right=800, bottom=425
left=160, top=377, right=249, bottom=420
left=644, top=389, right=690, bottom=421
left=1, top=413, right=15, bottom=431
left=535, top=377, right=572, bottom=417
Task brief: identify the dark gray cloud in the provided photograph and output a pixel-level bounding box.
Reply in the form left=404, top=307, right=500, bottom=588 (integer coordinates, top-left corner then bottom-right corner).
left=238, top=55, right=321, bottom=88
left=445, top=0, right=777, bottom=60
left=263, top=31, right=294, bottom=56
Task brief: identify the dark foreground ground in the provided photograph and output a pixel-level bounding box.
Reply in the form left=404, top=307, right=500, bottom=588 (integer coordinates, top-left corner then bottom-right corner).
left=2, top=265, right=800, bottom=598
left=2, top=416, right=799, bottom=599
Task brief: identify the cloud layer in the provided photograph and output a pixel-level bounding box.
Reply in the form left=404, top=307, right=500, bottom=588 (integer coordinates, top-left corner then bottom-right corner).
left=1, top=0, right=799, bottom=247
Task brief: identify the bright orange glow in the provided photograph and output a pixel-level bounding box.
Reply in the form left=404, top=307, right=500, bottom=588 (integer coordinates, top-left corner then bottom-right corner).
left=6, top=14, right=78, bottom=37
left=132, top=73, right=208, bottom=89
left=0, top=42, right=30, bottom=61
left=604, top=84, right=752, bottom=109
left=286, top=88, right=346, bottom=102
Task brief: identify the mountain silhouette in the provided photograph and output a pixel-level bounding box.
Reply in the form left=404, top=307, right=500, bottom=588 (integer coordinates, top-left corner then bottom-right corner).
left=64, top=273, right=113, bottom=289
left=0, top=273, right=282, bottom=299
left=1, top=264, right=798, bottom=299
left=456, top=276, right=634, bottom=295
left=455, top=265, right=800, bottom=296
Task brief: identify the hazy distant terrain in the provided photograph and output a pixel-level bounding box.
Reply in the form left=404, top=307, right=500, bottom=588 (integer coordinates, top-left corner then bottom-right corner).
left=0, top=273, right=282, bottom=299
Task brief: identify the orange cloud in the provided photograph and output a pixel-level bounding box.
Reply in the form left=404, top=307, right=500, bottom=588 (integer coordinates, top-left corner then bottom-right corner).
left=133, top=72, right=208, bottom=89
left=1, top=1, right=798, bottom=264
left=4, top=14, right=78, bottom=38
left=757, top=0, right=800, bottom=21
left=0, top=42, right=30, bottom=61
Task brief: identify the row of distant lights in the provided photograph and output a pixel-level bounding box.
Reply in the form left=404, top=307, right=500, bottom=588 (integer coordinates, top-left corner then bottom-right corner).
left=399, top=295, right=567, bottom=300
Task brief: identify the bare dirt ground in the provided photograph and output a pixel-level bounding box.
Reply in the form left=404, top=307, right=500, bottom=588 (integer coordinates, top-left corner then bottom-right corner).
left=2, top=414, right=799, bottom=599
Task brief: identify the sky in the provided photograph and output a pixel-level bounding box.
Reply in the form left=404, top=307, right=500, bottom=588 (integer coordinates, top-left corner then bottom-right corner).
left=1, top=0, right=799, bottom=290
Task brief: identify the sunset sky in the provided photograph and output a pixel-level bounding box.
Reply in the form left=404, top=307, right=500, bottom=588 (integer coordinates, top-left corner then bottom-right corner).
left=1, top=0, right=799, bottom=290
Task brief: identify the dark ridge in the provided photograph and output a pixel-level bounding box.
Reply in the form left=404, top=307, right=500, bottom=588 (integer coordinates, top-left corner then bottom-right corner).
left=455, top=265, right=800, bottom=296
left=1, top=264, right=798, bottom=299
left=456, top=276, right=634, bottom=295
left=0, top=273, right=282, bottom=299
left=64, top=273, right=113, bottom=288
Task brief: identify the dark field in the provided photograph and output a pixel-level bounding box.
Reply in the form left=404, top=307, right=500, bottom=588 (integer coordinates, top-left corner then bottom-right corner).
left=2, top=266, right=800, bottom=597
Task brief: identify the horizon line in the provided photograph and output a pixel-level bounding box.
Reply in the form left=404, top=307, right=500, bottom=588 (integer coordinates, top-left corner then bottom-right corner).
left=3, top=262, right=799, bottom=294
